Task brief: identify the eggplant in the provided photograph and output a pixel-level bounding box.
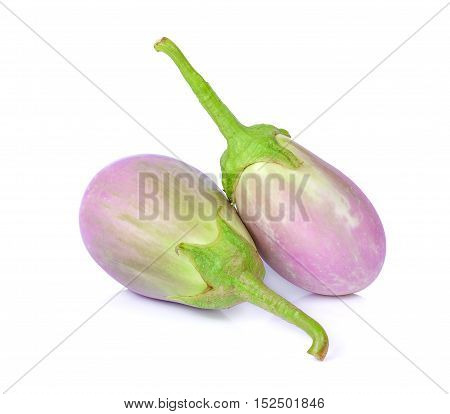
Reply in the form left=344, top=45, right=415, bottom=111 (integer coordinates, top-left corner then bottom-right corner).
left=80, top=154, right=328, bottom=359
left=155, top=37, right=386, bottom=296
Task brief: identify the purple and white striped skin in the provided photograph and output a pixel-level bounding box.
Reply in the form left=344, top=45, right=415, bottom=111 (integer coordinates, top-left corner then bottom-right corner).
left=235, top=136, right=386, bottom=296
left=79, top=154, right=253, bottom=301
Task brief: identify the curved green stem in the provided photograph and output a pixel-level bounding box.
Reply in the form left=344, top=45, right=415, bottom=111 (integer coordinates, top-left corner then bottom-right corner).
left=154, top=37, right=302, bottom=200
left=236, top=274, right=329, bottom=360
left=154, top=37, right=245, bottom=143
left=175, top=210, right=329, bottom=360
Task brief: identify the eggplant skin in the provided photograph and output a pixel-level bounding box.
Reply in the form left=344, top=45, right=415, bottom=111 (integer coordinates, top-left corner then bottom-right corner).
left=79, top=154, right=254, bottom=302
left=235, top=137, right=386, bottom=296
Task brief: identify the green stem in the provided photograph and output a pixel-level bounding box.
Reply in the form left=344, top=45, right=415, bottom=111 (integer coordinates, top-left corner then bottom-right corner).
left=154, top=37, right=244, bottom=143
left=236, top=274, right=329, bottom=360
left=155, top=37, right=302, bottom=200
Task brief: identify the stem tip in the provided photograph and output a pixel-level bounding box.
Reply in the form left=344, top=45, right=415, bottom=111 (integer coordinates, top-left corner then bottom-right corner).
left=154, top=37, right=169, bottom=51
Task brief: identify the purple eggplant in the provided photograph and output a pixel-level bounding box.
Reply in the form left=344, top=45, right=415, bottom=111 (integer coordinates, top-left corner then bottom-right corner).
left=80, top=155, right=328, bottom=359
left=155, top=37, right=386, bottom=295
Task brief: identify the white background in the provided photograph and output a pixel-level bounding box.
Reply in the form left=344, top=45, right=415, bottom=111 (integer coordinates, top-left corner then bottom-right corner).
left=1, top=0, right=449, bottom=412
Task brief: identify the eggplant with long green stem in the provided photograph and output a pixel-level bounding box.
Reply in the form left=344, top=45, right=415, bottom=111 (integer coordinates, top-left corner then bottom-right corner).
left=80, top=155, right=328, bottom=359
left=155, top=37, right=386, bottom=296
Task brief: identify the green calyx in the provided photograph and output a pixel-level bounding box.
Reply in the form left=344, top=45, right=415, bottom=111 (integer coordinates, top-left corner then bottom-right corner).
left=154, top=37, right=302, bottom=202
left=219, top=127, right=301, bottom=202
left=170, top=208, right=264, bottom=309
left=171, top=209, right=329, bottom=360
